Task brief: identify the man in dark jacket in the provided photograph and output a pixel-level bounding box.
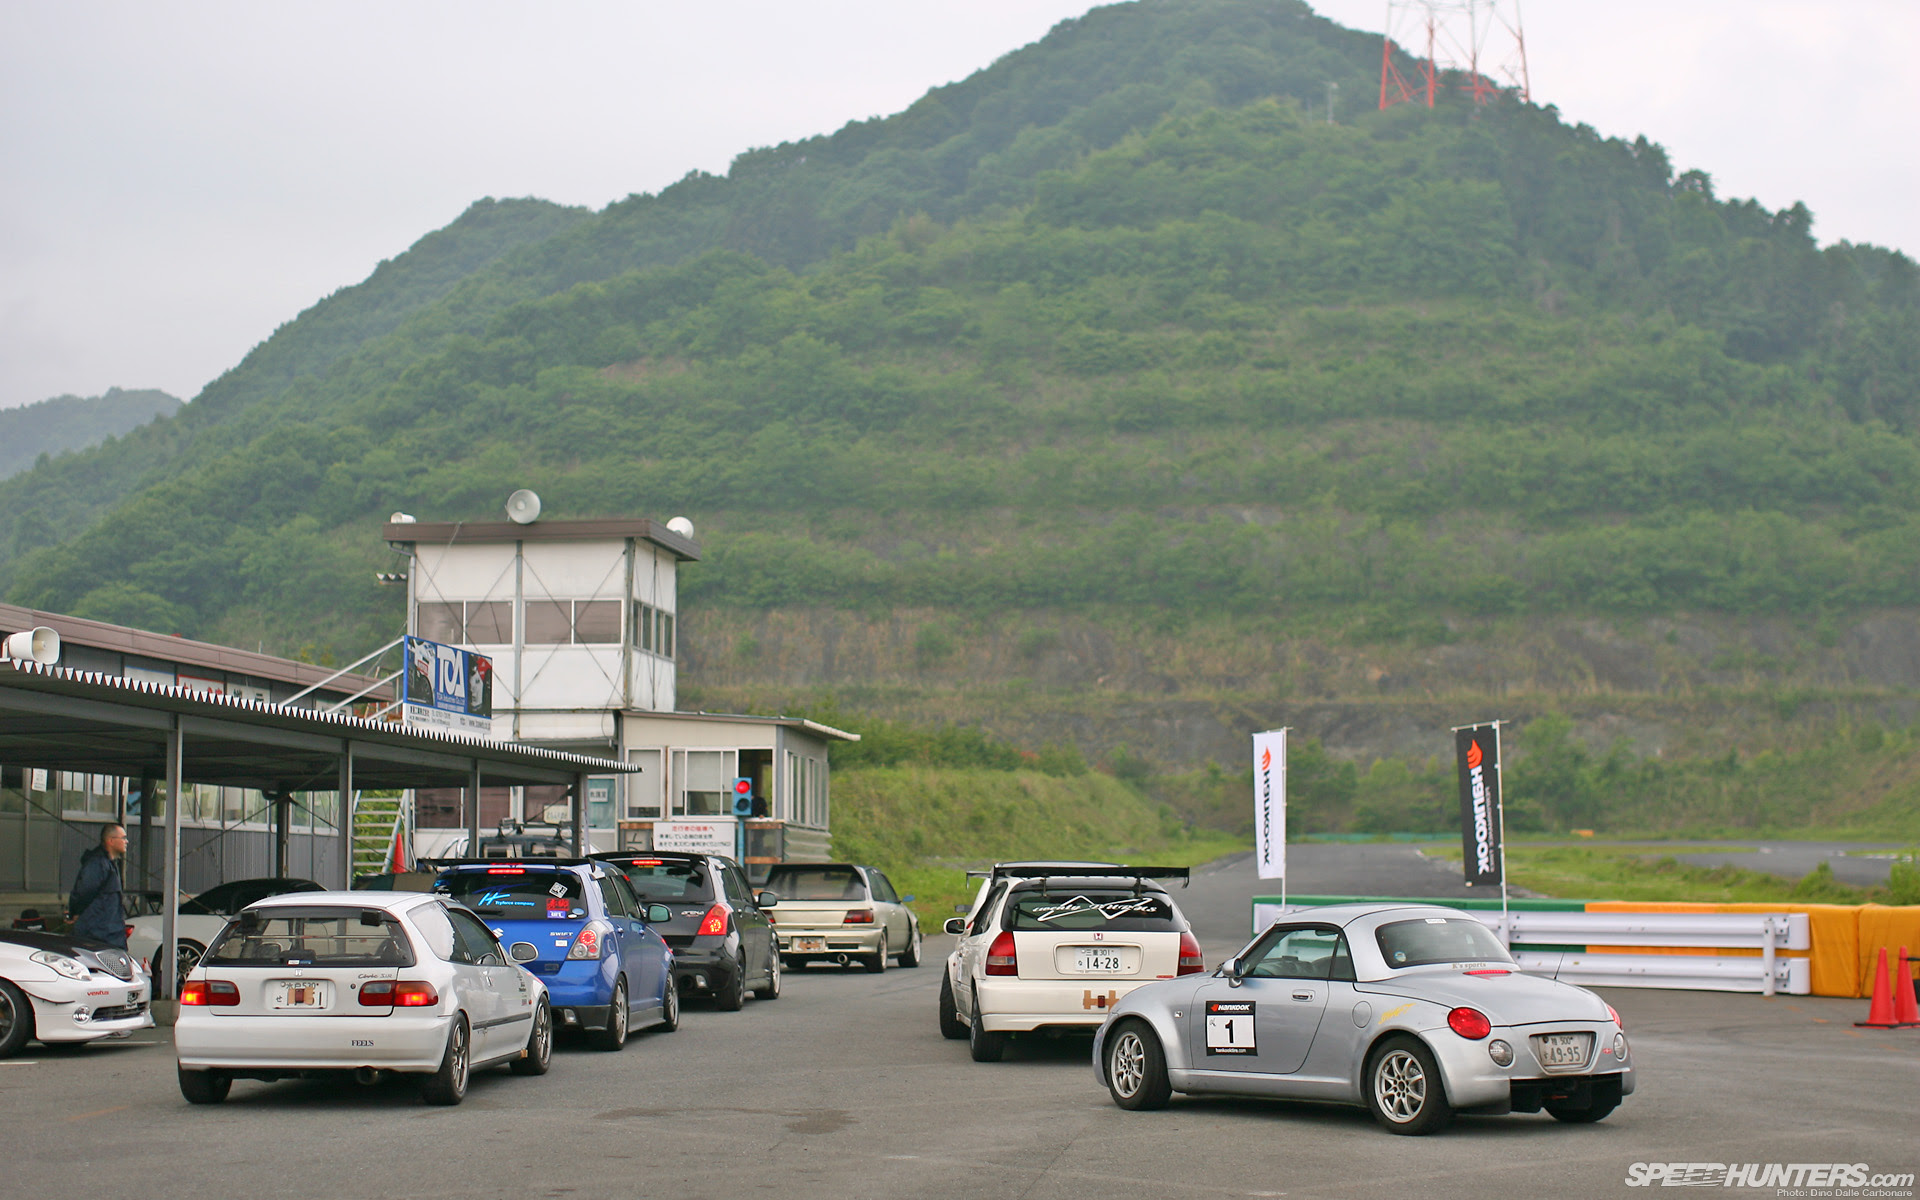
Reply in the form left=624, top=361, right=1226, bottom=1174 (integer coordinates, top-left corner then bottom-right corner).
left=67, top=824, right=129, bottom=947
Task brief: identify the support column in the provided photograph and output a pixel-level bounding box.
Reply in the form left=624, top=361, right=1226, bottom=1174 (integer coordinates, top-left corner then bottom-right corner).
left=159, top=718, right=183, bottom=997
left=571, top=772, right=586, bottom=856
left=467, top=760, right=482, bottom=859
left=271, top=789, right=292, bottom=878
left=337, top=745, right=354, bottom=890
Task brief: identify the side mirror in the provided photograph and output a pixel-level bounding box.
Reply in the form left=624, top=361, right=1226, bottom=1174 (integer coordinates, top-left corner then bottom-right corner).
left=943, top=918, right=965, bottom=935
left=754, top=891, right=778, bottom=908
left=1223, top=957, right=1244, bottom=986
left=645, top=904, right=672, bottom=924
left=508, top=941, right=538, bottom=963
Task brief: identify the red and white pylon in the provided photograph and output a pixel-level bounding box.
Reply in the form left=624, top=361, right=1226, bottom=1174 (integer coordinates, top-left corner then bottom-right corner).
left=1379, top=0, right=1530, bottom=111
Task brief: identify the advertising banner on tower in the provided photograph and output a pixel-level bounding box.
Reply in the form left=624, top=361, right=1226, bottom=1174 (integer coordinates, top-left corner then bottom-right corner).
left=401, top=635, right=494, bottom=736
left=1454, top=723, right=1504, bottom=887
left=1252, top=729, right=1287, bottom=881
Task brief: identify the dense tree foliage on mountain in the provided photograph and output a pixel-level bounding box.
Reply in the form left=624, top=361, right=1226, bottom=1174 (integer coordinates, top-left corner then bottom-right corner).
left=0, top=388, right=180, bottom=481
left=2, top=0, right=1917, bottom=668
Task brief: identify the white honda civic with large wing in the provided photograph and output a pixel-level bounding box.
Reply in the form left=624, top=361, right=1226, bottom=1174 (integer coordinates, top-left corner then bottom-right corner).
left=938, top=866, right=1203, bottom=1062
left=173, top=890, right=551, bottom=1106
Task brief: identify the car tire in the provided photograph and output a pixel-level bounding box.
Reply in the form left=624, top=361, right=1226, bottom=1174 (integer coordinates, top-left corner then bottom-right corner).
left=657, top=974, right=681, bottom=1032
left=938, top=973, right=966, bottom=1040
left=865, top=933, right=888, bottom=974
left=177, top=1066, right=231, bottom=1105
left=1105, top=1021, right=1173, bottom=1111
left=510, top=1000, right=552, bottom=1076
left=968, top=1008, right=1006, bottom=1063
left=422, top=1017, right=471, bottom=1105
left=1364, top=1036, right=1452, bottom=1135
left=590, top=980, right=629, bottom=1050
left=898, top=922, right=922, bottom=968
left=172, top=940, right=205, bottom=998
left=715, top=960, right=747, bottom=1011
left=0, top=979, right=35, bottom=1058
left=754, top=950, right=781, bottom=1000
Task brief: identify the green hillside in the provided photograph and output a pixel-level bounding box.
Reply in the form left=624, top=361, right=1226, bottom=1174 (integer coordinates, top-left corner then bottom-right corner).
left=0, top=388, right=180, bottom=481
left=3, top=0, right=1919, bottom=838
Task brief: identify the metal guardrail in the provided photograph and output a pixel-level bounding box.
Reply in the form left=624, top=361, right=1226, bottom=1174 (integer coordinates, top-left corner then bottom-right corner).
left=1253, top=904, right=1812, bottom=996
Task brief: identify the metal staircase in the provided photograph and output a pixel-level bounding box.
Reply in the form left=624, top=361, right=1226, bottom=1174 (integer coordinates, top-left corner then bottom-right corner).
left=350, top=792, right=407, bottom=880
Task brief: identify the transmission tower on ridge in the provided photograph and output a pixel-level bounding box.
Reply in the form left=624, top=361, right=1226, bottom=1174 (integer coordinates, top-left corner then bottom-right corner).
left=1378, top=0, right=1530, bottom=110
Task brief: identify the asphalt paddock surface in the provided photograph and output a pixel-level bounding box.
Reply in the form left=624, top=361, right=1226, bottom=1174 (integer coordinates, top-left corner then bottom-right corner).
left=5, top=846, right=1916, bottom=1199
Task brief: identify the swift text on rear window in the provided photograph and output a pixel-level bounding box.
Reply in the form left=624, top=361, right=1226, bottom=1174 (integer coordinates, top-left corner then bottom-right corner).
left=205, top=908, right=414, bottom=967
left=1005, top=892, right=1177, bottom=932
left=437, top=872, right=585, bottom=920
left=1374, top=917, right=1514, bottom=969
left=762, top=867, right=866, bottom=902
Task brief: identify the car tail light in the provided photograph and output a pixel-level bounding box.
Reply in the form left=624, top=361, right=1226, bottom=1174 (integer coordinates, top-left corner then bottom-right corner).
left=392, top=981, right=439, bottom=1007
left=698, top=905, right=730, bottom=937
left=842, top=909, right=875, bottom=925
left=180, top=980, right=239, bottom=1007
left=1447, top=1006, right=1492, bottom=1039
left=1177, top=931, right=1205, bottom=976
left=984, top=930, right=1018, bottom=976
left=569, top=919, right=615, bottom=959
left=1606, top=1003, right=1623, bottom=1030
left=124, top=924, right=135, bottom=940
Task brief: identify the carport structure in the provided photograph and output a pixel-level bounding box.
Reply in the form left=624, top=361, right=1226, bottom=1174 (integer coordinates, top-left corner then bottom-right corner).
left=0, top=659, right=636, bottom=990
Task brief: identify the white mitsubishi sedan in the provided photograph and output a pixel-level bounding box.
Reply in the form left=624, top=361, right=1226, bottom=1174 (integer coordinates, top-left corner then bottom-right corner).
left=173, top=891, right=551, bottom=1105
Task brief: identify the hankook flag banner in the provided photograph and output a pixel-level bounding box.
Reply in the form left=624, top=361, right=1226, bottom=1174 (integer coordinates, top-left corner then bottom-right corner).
left=1252, top=729, right=1287, bottom=880
left=1454, top=724, right=1504, bottom=887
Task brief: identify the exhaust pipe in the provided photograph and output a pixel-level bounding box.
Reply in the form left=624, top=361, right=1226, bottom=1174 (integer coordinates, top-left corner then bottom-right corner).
left=833, top=953, right=850, bottom=966
left=353, top=1068, right=383, bottom=1086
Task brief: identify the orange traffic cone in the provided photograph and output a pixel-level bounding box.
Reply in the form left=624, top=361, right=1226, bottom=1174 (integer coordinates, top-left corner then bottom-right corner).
left=1854, top=947, right=1902, bottom=1028
left=1894, top=946, right=1920, bottom=1027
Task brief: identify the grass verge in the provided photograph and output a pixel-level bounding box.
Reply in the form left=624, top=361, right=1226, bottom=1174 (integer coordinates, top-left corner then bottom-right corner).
left=1428, top=844, right=1919, bottom=904
left=828, top=765, right=1250, bottom=928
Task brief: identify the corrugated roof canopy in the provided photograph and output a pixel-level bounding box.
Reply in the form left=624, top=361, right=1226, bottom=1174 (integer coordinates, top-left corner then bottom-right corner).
left=0, top=660, right=635, bottom=792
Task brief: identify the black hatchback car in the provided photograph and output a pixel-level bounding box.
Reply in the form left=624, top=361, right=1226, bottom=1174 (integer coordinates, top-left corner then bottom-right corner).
left=593, top=852, right=779, bottom=1010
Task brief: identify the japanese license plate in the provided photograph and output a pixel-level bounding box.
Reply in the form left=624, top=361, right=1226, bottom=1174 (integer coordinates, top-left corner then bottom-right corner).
left=1533, top=1033, right=1589, bottom=1068
left=273, top=981, right=329, bottom=1009
left=792, top=937, right=826, bottom=953
left=1074, top=948, right=1124, bottom=973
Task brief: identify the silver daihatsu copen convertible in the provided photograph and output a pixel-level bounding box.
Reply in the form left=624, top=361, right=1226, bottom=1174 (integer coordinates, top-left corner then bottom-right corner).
left=1091, top=903, right=1634, bottom=1134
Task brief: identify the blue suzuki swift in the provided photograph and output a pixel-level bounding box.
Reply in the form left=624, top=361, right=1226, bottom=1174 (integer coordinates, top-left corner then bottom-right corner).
left=436, top=860, right=678, bottom=1049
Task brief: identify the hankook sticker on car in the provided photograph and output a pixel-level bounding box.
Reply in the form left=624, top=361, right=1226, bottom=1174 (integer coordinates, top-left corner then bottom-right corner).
left=1205, top=1000, right=1257, bottom=1055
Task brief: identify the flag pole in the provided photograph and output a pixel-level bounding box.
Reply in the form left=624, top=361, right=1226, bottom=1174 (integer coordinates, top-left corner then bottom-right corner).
left=1494, top=719, right=1508, bottom=919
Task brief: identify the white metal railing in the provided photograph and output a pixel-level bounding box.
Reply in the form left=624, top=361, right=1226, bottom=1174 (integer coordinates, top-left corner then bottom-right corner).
left=1252, top=904, right=1811, bottom=996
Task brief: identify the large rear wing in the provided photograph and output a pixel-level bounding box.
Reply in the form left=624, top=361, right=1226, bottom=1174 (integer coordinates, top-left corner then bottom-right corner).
left=968, top=865, right=1190, bottom=888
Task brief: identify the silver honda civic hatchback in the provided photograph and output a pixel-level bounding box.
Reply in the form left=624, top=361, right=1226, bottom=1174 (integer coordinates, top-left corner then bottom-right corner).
left=174, top=890, right=552, bottom=1105
left=1091, top=902, right=1634, bottom=1134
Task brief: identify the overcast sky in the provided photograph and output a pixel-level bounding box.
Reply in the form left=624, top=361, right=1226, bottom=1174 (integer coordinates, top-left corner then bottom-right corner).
left=3, top=1, right=1914, bottom=412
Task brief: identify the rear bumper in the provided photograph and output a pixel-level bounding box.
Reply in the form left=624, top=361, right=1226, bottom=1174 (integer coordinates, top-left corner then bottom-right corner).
left=778, top=928, right=883, bottom=956
left=174, top=1011, right=450, bottom=1072
left=671, top=943, right=742, bottom=993
left=975, top=978, right=1154, bottom=1032
left=1435, top=1023, right=1636, bottom=1110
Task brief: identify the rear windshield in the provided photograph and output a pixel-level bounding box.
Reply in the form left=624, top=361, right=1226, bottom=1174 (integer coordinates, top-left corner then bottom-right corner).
left=204, top=907, right=414, bottom=968
left=612, top=860, right=715, bottom=902
left=436, top=871, right=587, bottom=921
left=1375, top=917, right=1515, bottom=969
left=1005, top=891, right=1179, bottom=932
left=763, top=867, right=866, bottom=902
